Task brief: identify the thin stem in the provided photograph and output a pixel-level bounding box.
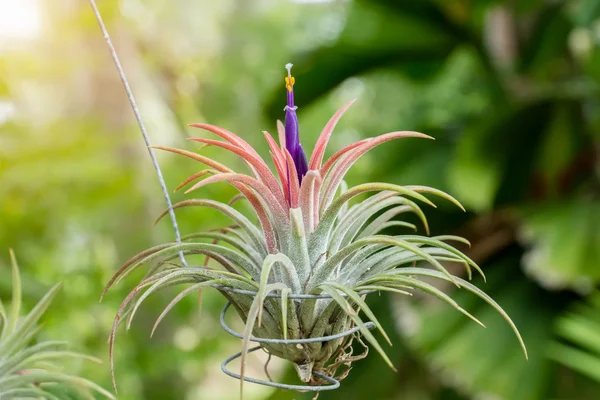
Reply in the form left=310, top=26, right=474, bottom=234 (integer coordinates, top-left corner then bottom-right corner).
left=88, top=0, right=187, bottom=266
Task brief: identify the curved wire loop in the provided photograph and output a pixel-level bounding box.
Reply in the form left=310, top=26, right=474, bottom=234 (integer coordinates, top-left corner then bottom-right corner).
left=219, top=297, right=376, bottom=391
left=213, top=284, right=374, bottom=299
left=221, top=346, right=341, bottom=391
left=220, top=302, right=376, bottom=345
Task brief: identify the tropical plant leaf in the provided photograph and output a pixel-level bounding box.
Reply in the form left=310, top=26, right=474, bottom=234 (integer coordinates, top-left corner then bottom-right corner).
left=394, top=253, right=562, bottom=400
left=449, top=101, right=553, bottom=211
left=0, top=252, right=112, bottom=399
left=518, top=200, right=600, bottom=289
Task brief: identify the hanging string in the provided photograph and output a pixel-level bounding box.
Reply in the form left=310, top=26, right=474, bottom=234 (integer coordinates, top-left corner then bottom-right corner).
left=88, top=0, right=187, bottom=266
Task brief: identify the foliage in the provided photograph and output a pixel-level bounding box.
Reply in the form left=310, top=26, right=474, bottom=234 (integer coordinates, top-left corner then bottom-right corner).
left=552, top=291, right=600, bottom=384
left=0, top=251, right=113, bottom=399
left=1, top=0, right=599, bottom=399
left=268, top=0, right=600, bottom=399
left=106, top=103, right=525, bottom=396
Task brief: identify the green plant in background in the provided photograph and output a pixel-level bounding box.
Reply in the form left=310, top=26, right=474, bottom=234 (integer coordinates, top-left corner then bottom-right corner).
left=2, top=0, right=599, bottom=398
left=105, top=65, right=525, bottom=397
left=552, top=291, right=600, bottom=383
left=266, top=1, right=600, bottom=399
left=0, top=250, right=113, bottom=399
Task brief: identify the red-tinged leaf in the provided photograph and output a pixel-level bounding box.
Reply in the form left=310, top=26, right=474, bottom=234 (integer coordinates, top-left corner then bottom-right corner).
left=276, top=119, right=286, bottom=149
left=110, top=278, right=155, bottom=391
left=189, top=123, right=263, bottom=160
left=154, top=199, right=268, bottom=253
left=308, top=99, right=356, bottom=170
left=309, top=98, right=357, bottom=170
left=205, top=252, right=245, bottom=276
left=263, top=131, right=290, bottom=204
left=322, top=131, right=433, bottom=208
left=109, top=314, right=119, bottom=392
left=234, top=183, right=278, bottom=254
left=263, top=131, right=286, bottom=169
left=185, top=173, right=289, bottom=223
left=284, top=149, right=300, bottom=209
left=101, top=243, right=174, bottom=301
left=320, top=139, right=370, bottom=176
left=188, top=137, right=285, bottom=204
left=299, top=170, right=322, bottom=233
left=175, top=169, right=218, bottom=192
left=270, top=151, right=290, bottom=206
left=313, top=182, right=320, bottom=228
left=200, top=229, right=231, bottom=267
left=206, top=224, right=240, bottom=233
left=151, top=281, right=217, bottom=338
left=166, top=185, right=277, bottom=254
left=151, top=146, right=231, bottom=172
left=227, top=194, right=246, bottom=206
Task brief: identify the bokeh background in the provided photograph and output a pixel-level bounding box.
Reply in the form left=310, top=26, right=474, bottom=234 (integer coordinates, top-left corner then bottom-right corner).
left=2, top=0, right=600, bottom=399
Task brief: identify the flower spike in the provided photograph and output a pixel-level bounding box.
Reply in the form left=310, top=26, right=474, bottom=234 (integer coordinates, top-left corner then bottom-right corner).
left=284, top=63, right=308, bottom=183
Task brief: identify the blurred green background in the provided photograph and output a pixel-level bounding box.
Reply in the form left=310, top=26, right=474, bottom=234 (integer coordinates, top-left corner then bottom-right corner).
left=1, top=0, right=600, bottom=399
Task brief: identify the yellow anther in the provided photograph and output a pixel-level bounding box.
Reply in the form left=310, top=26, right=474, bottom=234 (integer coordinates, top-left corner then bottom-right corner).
left=285, top=76, right=295, bottom=92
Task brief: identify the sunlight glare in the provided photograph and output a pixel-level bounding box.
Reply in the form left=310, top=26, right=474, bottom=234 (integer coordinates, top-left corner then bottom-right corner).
left=0, top=0, right=42, bottom=46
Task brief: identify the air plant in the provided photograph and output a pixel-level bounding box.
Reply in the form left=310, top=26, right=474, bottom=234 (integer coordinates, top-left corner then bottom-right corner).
left=105, top=64, right=527, bottom=396
left=0, top=250, right=114, bottom=399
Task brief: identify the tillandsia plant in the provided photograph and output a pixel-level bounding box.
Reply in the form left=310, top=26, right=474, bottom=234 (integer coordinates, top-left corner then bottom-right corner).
left=0, top=250, right=114, bottom=399
left=105, top=64, right=527, bottom=395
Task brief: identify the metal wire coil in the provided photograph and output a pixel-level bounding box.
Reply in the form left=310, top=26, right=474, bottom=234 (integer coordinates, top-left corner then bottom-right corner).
left=220, top=302, right=376, bottom=345
left=221, top=346, right=341, bottom=391
left=219, top=296, right=376, bottom=391
left=213, top=284, right=374, bottom=299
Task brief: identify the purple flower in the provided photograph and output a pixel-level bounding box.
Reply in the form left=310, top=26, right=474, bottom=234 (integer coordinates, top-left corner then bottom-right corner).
left=284, top=63, right=308, bottom=183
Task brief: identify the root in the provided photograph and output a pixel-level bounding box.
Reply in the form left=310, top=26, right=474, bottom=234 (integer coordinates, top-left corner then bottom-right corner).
left=262, top=348, right=273, bottom=382
left=314, top=330, right=370, bottom=385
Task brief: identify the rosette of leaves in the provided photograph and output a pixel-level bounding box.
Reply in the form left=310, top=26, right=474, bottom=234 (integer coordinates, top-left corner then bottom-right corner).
left=0, top=250, right=113, bottom=399
left=105, top=67, right=526, bottom=396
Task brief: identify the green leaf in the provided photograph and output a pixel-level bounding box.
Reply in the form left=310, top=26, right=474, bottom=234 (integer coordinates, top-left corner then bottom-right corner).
left=360, top=274, right=484, bottom=329
left=7, top=249, right=21, bottom=337
left=319, top=284, right=395, bottom=372
left=0, top=283, right=61, bottom=359
left=323, top=281, right=392, bottom=345
left=551, top=292, right=600, bottom=383
left=0, top=341, right=68, bottom=376
left=518, top=4, right=572, bottom=75
left=150, top=280, right=218, bottom=338
left=309, top=235, right=461, bottom=290
left=0, top=387, right=59, bottom=400
left=449, top=101, right=553, bottom=211
left=534, top=102, right=588, bottom=195
left=0, top=371, right=115, bottom=399
left=549, top=342, right=600, bottom=382
left=390, top=267, right=526, bottom=358
left=239, top=282, right=288, bottom=398
left=571, top=0, right=600, bottom=27
left=0, top=300, right=6, bottom=339
left=395, top=255, right=561, bottom=400
left=518, top=200, right=600, bottom=288
left=117, top=242, right=262, bottom=284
